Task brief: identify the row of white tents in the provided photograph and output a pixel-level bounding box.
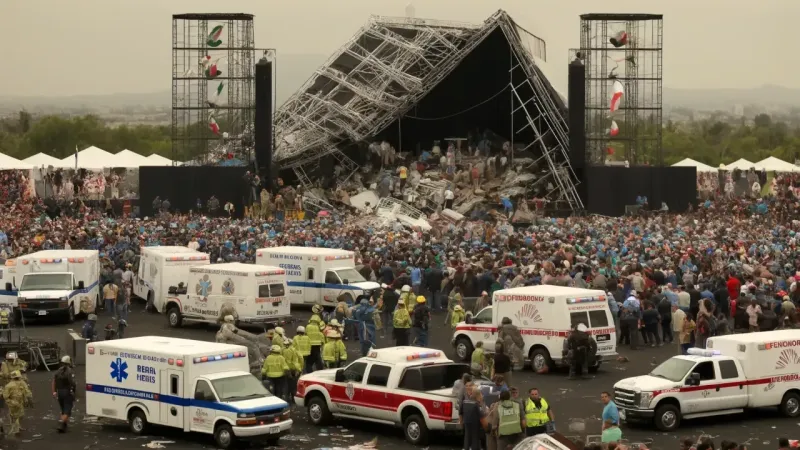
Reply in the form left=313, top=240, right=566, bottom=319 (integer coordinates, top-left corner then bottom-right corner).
left=0, top=146, right=178, bottom=170
left=673, top=156, right=800, bottom=173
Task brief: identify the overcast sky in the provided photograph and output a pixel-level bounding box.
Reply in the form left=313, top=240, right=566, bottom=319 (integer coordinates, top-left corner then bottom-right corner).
left=3, top=0, right=797, bottom=97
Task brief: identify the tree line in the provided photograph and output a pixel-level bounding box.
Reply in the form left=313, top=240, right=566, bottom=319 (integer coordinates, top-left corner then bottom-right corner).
left=0, top=111, right=796, bottom=166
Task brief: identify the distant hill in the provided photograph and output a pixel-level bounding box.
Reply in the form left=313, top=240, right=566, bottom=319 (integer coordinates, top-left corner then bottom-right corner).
left=664, top=84, right=800, bottom=110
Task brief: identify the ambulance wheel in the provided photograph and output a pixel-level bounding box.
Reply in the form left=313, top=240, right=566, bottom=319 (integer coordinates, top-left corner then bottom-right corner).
left=529, top=348, right=553, bottom=372
left=213, top=423, right=236, bottom=449
left=67, top=305, right=75, bottom=323
left=654, top=404, right=680, bottom=431
left=455, top=337, right=473, bottom=362
left=167, top=307, right=183, bottom=328
left=128, top=408, right=148, bottom=434
left=780, top=392, right=800, bottom=417
left=403, top=413, right=429, bottom=446
left=306, top=396, right=332, bottom=425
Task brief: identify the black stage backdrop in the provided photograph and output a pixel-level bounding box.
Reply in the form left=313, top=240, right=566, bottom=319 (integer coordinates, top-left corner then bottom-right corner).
left=139, top=166, right=249, bottom=218
left=584, top=166, right=697, bottom=216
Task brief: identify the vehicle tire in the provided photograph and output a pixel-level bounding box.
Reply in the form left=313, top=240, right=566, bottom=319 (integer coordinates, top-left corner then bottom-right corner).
left=167, top=307, right=183, bottom=328
left=128, top=408, right=148, bottom=435
left=306, top=396, right=332, bottom=425
left=455, top=337, right=473, bottom=362
left=779, top=392, right=800, bottom=417
left=529, top=348, right=553, bottom=373
left=67, top=304, right=75, bottom=323
left=654, top=404, right=681, bottom=431
left=96, top=294, right=101, bottom=311
left=343, top=293, right=354, bottom=304
left=403, top=413, right=429, bottom=446
left=213, top=423, right=236, bottom=449
left=146, top=293, right=154, bottom=313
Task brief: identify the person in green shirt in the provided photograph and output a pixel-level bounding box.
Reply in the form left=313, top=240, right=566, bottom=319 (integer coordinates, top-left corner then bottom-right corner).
left=470, top=341, right=485, bottom=377
left=601, top=419, right=622, bottom=443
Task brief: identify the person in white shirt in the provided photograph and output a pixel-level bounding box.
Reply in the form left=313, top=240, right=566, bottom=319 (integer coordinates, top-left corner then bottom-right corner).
left=187, top=237, right=200, bottom=251
left=671, top=304, right=686, bottom=353
left=444, top=188, right=455, bottom=210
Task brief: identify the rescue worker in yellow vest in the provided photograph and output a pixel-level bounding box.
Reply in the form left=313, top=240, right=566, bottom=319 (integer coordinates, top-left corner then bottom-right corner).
left=322, top=330, right=347, bottom=369
left=0, top=352, right=27, bottom=387
left=451, top=304, right=466, bottom=329
left=272, top=327, right=287, bottom=351
left=491, top=390, right=525, bottom=449
left=282, top=337, right=303, bottom=401
left=306, top=312, right=325, bottom=373
left=392, top=298, right=412, bottom=346
left=524, top=388, right=554, bottom=436
left=0, top=307, right=11, bottom=342
left=399, top=285, right=414, bottom=313
left=262, top=345, right=289, bottom=401
left=293, top=326, right=312, bottom=373
left=3, top=370, right=32, bottom=436
left=470, top=341, right=486, bottom=377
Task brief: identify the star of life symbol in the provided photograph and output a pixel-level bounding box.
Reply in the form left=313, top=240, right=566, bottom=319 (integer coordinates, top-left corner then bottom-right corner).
left=701, top=390, right=710, bottom=398
left=196, top=275, right=212, bottom=296
left=110, top=358, right=128, bottom=383
left=345, top=382, right=355, bottom=400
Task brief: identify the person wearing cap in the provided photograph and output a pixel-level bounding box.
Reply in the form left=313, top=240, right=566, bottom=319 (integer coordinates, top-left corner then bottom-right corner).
left=0, top=352, right=27, bottom=387
left=393, top=298, right=412, bottom=346
left=293, top=326, right=312, bottom=373
left=412, top=295, right=430, bottom=347
left=322, top=330, right=347, bottom=369
left=566, top=323, right=592, bottom=380
left=52, top=355, right=76, bottom=432
left=282, top=337, right=303, bottom=401
left=4, top=370, right=31, bottom=436
left=451, top=304, right=466, bottom=329
left=306, top=310, right=326, bottom=373
left=273, top=327, right=287, bottom=351
left=262, top=345, right=289, bottom=400
left=82, top=314, right=98, bottom=342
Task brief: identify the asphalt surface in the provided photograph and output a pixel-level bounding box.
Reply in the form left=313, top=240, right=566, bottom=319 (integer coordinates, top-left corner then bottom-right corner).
left=10, top=302, right=800, bottom=450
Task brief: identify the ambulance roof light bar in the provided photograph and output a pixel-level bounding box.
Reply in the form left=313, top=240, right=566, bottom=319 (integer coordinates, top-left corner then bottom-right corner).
left=686, top=348, right=721, bottom=357
left=324, top=255, right=353, bottom=261
left=407, top=351, right=442, bottom=361
left=193, top=351, right=246, bottom=363
left=167, top=256, right=209, bottom=261
left=256, top=270, right=285, bottom=276
left=566, top=297, right=605, bottom=304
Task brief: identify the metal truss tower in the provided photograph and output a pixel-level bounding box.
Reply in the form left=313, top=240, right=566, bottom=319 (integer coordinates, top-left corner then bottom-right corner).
left=580, top=14, right=663, bottom=166
left=172, top=13, right=256, bottom=164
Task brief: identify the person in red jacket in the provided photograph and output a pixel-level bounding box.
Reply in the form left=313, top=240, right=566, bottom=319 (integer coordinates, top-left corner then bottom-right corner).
left=727, top=272, right=741, bottom=302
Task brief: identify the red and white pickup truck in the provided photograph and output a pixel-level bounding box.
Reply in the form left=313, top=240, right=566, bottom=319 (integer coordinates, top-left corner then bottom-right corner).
left=295, top=346, right=467, bottom=445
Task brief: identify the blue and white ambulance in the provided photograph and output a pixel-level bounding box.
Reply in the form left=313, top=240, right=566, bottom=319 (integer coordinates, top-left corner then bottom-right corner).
left=256, top=246, right=380, bottom=306
left=85, top=336, right=292, bottom=449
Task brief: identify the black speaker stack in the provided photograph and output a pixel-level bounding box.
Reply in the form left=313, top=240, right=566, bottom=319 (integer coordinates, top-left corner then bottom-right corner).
left=254, top=56, right=274, bottom=191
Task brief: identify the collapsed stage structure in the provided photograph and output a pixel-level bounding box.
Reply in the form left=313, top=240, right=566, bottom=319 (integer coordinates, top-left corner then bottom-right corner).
left=275, top=10, right=583, bottom=213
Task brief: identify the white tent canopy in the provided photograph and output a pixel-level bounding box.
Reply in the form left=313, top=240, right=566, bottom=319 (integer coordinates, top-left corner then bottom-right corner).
left=755, top=156, right=800, bottom=172
left=724, top=158, right=756, bottom=171
left=146, top=154, right=176, bottom=166
left=671, top=158, right=717, bottom=172
left=23, top=152, right=62, bottom=167
left=0, top=153, right=33, bottom=170
left=112, top=149, right=152, bottom=168
left=56, top=146, right=115, bottom=169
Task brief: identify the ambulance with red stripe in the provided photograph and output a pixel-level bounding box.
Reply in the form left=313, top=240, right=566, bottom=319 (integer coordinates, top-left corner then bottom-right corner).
left=451, top=285, right=617, bottom=373
left=295, top=347, right=467, bottom=446
left=614, top=330, right=800, bottom=431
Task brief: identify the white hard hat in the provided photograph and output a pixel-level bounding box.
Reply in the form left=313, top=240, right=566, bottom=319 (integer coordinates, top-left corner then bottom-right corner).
left=270, top=345, right=281, bottom=353
left=61, top=355, right=72, bottom=364
left=577, top=323, right=588, bottom=332
left=329, top=319, right=340, bottom=327
left=296, top=325, right=306, bottom=333
left=224, top=315, right=235, bottom=322
left=284, top=337, right=292, bottom=346
left=6, top=352, right=16, bottom=360
left=275, top=327, right=285, bottom=335
left=401, top=285, right=411, bottom=292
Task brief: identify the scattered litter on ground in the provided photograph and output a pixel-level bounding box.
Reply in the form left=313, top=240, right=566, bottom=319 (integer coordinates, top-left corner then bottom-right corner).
left=281, top=434, right=312, bottom=442
left=143, top=441, right=175, bottom=449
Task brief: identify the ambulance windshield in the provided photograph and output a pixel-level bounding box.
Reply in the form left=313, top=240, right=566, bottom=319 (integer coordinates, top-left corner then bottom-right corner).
left=212, top=374, right=272, bottom=402
left=649, top=357, right=695, bottom=382
left=335, top=269, right=366, bottom=283
left=20, top=273, right=72, bottom=291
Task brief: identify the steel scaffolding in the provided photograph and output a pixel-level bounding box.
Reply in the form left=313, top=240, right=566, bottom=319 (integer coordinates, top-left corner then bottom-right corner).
left=172, top=13, right=256, bottom=164
left=275, top=10, right=582, bottom=210
left=580, top=13, right=663, bottom=166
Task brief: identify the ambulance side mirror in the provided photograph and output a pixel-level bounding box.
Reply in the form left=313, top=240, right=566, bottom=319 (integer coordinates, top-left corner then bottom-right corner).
left=335, top=369, right=345, bottom=383
left=4, top=283, right=10, bottom=291
left=78, top=281, right=85, bottom=290
left=685, top=372, right=700, bottom=386
left=342, top=279, right=349, bottom=285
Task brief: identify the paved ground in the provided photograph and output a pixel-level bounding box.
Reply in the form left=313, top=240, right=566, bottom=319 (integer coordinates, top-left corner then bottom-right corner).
left=8, top=302, right=800, bottom=450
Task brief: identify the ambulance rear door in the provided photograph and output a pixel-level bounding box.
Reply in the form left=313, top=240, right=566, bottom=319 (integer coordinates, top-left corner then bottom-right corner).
left=255, top=273, right=290, bottom=320
left=566, top=295, right=617, bottom=356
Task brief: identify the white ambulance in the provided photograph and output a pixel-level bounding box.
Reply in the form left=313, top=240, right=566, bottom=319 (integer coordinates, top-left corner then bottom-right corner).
left=86, top=336, right=292, bottom=449
left=14, top=250, right=100, bottom=323
left=0, top=259, right=17, bottom=308
left=451, top=285, right=617, bottom=372
left=255, top=246, right=380, bottom=306
left=133, top=246, right=209, bottom=312
left=614, top=330, right=800, bottom=431
left=164, top=263, right=291, bottom=328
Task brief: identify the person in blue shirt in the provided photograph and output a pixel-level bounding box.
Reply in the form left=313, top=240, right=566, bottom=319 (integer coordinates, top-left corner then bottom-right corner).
left=601, top=391, right=619, bottom=429
left=410, top=266, right=422, bottom=294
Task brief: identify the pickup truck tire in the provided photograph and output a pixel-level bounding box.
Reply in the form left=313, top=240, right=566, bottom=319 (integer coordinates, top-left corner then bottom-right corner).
left=780, top=392, right=800, bottom=417
left=67, top=304, right=75, bottom=323
left=167, top=307, right=183, bottom=328
left=403, top=413, right=429, bottom=446
left=306, top=396, right=332, bottom=425
left=654, top=404, right=681, bottom=431
left=213, top=423, right=235, bottom=449
left=128, top=408, right=148, bottom=434
left=455, top=337, right=473, bottom=362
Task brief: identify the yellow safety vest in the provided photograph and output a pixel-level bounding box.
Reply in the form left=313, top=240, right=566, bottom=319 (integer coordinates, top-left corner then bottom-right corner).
left=525, top=398, right=549, bottom=427
left=307, top=320, right=325, bottom=346
left=0, top=311, right=8, bottom=326
left=293, top=334, right=311, bottom=357
left=262, top=354, right=288, bottom=378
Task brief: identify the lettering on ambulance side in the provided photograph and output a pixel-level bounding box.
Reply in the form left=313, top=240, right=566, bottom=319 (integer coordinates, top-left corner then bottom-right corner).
left=455, top=325, right=615, bottom=337
left=303, top=382, right=452, bottom=421
left=762, top=340, right=800, bottom=350
left=650, top=376, right=800, bottom=397
left=494, top=295, right=546, bottom=302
